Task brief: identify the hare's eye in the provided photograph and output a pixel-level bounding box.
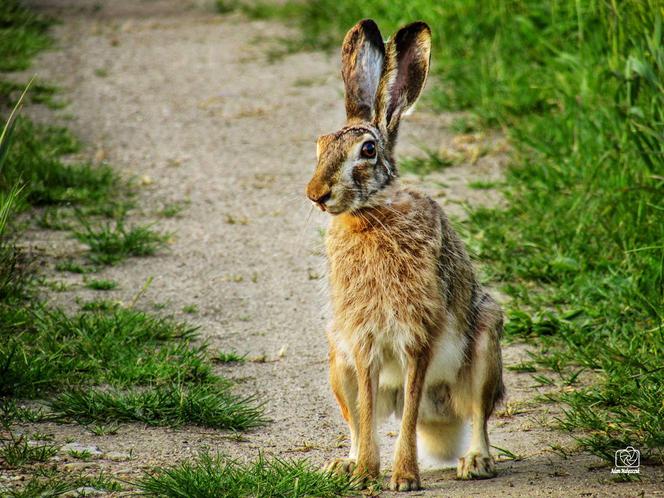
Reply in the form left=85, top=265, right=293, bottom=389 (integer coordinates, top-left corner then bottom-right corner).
left=360, top=141, right=376, bottom=159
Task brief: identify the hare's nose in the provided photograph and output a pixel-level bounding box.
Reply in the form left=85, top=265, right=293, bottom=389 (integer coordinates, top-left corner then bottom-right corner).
left=308, top=189, right=331, bottom=206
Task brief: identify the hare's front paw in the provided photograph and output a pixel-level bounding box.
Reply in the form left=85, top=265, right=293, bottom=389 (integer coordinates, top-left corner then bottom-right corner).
left=324, top=457, right=356, bottom=476
left=457, top=452, right=496, bottom=480
left=389, top=470, right=421, bottom=491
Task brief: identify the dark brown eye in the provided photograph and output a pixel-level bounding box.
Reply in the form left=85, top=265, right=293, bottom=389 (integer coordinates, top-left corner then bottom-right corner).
left=360, top=141, right=376, bottom=159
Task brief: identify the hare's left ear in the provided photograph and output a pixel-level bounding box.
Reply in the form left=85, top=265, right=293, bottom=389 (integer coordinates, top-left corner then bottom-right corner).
left=341, top=19, right=385, bottom=123
left=375, top=22, right=431, bottom=140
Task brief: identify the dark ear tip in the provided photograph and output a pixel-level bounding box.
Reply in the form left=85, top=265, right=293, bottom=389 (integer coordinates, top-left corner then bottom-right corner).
left=347, top=19, right=378, bottom=35
left=396, top=21, right=432, bottom=39
left=353, top=19, right=384, bottom=49
left=358, top=18, right=378, bottom=29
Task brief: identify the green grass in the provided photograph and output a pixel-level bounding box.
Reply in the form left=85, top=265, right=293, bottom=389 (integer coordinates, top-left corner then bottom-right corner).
left=1, top=472, right=122, bottom=498
left=54, top=259, right=93, bottom=273
left=214, top=351, right=246, bottom=364
left=0, top=400, right=48, bottom=425
left=0, top=305, right=262, bottom=430
left=399, top=150, right=455, bottom=177
left=137, top=451, right=362, bottom=498
left=0, top=187, right=30, bottom=303
left=52, top=384, right=265, bottom=431
left=0, top=84, right=32, bottom=305
left=86, top=422, right=119, bottom=436
left=183, top=304, right=199, bottom=314
left=38, top=206, right=74, bottom=230
left=160, top=201, right=187, bottom=218
left=68, top=448, right=93, bottom=460
left=0, top=433, right=58, bottom=468
left=1, top=117, right=121, bottom=207
left=468, top=180, right=500, bottom=190
left=0, top=80, right=63, bottom=109
left=85, top=278, right=117, bottom=290
left=0, top=0, right=52, bottom=72
left=0, top=307, right=210, bottom=396
left=1, top=2, right=124, bottom=217
left=242, top=0, right=664, bottom=465
left=74, top=219, right=169, bottom=265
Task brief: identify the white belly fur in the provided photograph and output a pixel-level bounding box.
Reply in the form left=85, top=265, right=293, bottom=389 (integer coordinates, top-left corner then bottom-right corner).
left=378, top=315, right=466, bottom=390
left=330, top=315, right=468, bottom=422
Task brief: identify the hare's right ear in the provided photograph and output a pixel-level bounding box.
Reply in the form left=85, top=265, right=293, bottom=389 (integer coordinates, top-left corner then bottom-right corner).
left=341, top=19, right=385, bottom=122
left=375, top=22, right=431, bottom=141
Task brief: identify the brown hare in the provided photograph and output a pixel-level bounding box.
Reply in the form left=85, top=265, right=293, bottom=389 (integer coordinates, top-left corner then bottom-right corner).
left=306, top=19, right=504, bottom=492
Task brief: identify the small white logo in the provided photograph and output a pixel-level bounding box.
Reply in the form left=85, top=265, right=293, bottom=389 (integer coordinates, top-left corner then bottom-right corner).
left=611, top=446, right=640, bottom=474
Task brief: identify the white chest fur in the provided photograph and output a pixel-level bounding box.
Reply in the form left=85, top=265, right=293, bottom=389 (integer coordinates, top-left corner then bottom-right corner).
left=329, top=314, right=467, bottom=389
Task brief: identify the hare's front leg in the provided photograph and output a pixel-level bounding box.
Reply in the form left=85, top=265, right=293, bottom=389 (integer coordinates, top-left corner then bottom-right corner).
left=390, top=352, right=430, bottom=491
left=353, top=347, right=380, bottom=481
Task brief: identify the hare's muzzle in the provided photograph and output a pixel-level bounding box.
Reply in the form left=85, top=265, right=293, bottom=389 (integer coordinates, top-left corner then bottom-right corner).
left=306, top=181, right=332, bottom=211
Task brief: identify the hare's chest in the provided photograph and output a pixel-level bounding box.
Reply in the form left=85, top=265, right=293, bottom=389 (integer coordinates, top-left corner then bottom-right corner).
left=326, top=228, right=442, bottom=336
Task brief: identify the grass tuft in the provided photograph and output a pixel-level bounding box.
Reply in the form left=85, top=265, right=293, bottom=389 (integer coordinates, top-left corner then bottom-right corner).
left=0, top=187, right=30, bottom=303
left=137, top=451, right=362, bottom=498
left=0, top=306, right=209, bottom=396
left=0, top=0, right=52, bottom=72
left=51, top=384, right=265, bottom=431
left=0, top=433, right=58, bottom=468
left=1, top=118, right=121, bottom=207
left=0, top=400, right=48, bottom=425
left=1, top=472, right=122, bottom=498
left=54, top=259, right=93, bottom=274
left=214, top=351, right=246, bottom=364
left=85, top=278, right=117, bottom=290
left=0, top=304, right=263, bottom=430
left=74, top=219, right=169, bottom=265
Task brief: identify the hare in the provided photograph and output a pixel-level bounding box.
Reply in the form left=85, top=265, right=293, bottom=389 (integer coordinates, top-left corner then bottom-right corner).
left=306, top=19, right=505, bottom=491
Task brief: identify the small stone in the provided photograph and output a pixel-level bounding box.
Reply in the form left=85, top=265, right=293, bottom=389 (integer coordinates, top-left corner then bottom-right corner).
left=104, top=451, right=130, bottom=462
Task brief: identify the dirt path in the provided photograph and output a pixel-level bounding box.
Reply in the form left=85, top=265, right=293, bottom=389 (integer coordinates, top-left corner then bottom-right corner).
left=21, top=1, right=663, bottom=495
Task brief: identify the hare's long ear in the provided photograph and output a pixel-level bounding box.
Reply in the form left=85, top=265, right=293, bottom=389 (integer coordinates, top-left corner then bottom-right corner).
left=375, top=22, right=431, bottom=141
left=341, top=19, right=385, bottom=122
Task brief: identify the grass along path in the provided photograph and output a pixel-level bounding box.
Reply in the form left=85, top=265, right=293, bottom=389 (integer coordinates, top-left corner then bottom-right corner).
left=1, top=0, right=661, bottom=496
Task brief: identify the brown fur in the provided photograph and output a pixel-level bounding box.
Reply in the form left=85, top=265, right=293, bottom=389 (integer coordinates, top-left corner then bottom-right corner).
left=311, top=20, right=504, bottom=491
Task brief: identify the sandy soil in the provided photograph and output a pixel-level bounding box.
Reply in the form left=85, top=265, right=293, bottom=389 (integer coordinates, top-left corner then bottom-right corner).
left=6, top=0, right=663, bottom=496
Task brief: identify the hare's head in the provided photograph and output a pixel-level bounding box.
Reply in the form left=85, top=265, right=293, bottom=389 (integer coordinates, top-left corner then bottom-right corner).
left=306, top=19, right=431, bottom=214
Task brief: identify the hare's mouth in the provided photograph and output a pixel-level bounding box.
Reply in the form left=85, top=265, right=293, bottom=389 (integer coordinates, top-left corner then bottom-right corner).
left=317, top=200, right=346, bottom=215
left=326, top=206, right=345, bottom=215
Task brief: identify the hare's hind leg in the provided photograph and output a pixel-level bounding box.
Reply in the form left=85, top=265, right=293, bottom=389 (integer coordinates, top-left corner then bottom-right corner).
left=325, top=343, right=360, bottom=475
left=457, top=295, right=504, bottom=480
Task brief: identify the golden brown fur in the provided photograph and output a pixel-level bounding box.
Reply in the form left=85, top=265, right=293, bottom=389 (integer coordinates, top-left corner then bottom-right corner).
left=307, top=19, right=504, bottom=492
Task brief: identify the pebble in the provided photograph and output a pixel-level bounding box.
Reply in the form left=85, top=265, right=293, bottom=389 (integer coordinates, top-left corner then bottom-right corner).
left=104, top=451, right=131, bottom=462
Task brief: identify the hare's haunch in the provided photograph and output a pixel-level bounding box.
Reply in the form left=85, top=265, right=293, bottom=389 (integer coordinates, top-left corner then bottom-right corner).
left=306, top=19, right=504, bottom=491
